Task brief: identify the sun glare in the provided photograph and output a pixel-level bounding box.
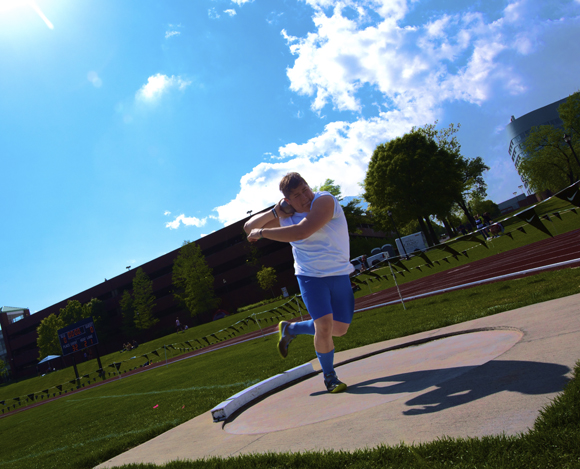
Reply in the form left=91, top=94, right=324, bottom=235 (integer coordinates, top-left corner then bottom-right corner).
left=0, top=0, right=54, bottom=29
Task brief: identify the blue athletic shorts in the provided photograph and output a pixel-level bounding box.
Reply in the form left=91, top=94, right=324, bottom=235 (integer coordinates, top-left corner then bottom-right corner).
left=296, top=275, right=355, bottom=323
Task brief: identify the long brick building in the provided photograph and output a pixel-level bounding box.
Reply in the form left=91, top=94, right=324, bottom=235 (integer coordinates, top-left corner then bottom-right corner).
left=1, top=208, right=297, bottom=378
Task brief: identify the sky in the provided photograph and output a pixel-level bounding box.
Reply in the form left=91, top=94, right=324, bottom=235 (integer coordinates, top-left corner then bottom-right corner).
left=1, top=0, right=580, bottom=314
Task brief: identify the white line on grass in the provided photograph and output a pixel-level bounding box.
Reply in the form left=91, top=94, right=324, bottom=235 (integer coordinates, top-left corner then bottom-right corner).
left=63, top=380, right=261, bottom=402
left=354, top=257, right=580, bottom=313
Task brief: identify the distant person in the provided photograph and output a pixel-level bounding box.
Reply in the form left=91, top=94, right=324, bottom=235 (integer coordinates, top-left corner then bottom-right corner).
left=482, top=212, right=493, bottom=226
left=458, top=224, right=468, bottom=236
left=475, top=215, right=489, bottom=239
left=361, top=255, right=369, bottom=271
left=176, top=317, right=181, bottom=333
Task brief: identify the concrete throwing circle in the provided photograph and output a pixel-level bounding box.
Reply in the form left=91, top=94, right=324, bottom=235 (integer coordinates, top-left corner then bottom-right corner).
left=225, top=329, right=523, bottom=434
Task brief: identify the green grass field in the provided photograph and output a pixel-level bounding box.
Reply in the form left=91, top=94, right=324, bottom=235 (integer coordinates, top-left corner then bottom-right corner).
left=0, top=194, right=578, bottom=468
left=1, top=265, right=580, bottom=469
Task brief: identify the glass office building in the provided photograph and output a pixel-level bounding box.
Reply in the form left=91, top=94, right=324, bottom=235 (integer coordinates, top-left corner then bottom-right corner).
left=506, top=97, right=567, bottom=191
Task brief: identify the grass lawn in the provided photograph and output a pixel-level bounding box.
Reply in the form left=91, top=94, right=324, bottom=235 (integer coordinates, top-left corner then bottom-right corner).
left=1, top=266, right=580, bottom=469
left=3, top=198, right=577, bottom=407
left=353, top=201, right=580, bottom=297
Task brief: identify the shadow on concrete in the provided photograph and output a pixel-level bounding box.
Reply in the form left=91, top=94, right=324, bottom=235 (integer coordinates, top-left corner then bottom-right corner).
left=313, top=360, right=570, bottom=414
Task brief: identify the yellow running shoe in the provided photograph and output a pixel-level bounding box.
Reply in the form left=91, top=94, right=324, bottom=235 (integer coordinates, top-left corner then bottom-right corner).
left=277, top=321, right=295, bottom=359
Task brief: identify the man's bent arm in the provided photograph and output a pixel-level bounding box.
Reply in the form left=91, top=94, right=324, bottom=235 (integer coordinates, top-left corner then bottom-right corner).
left=248, top=195, right=334, bottom=243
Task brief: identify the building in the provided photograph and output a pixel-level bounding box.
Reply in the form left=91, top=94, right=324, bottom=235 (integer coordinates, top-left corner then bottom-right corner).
left=1, top=209, right=297, bottom=378
left=0, top=306, right=30, bottom=366
left=506, top=97, right=567, bottom=190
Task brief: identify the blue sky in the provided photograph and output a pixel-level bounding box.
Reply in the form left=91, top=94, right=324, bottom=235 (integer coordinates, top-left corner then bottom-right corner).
left=2, top=0, right=580, bottom=314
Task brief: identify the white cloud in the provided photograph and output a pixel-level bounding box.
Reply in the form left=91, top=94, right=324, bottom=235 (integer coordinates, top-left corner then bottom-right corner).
left=231, top=0, right=253, bottom=5
left=212, top=108, right=427, bottom=225
left=164, top=210, right=171, bottom=216
left=211, top=0, right=576, bottom=225
left=136, top=74, right=192, bottom=102
left=208, top=8, right=220, bottom=19
left=165, top=214, right=208, bottom=230
left=165, top=31, right=181, bottom=39
left=224, top=9, right=237, bottom=16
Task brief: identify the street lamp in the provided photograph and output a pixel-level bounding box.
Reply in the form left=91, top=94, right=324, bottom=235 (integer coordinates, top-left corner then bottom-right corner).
left=563, top=134, right=580, bottom=167
left=387, top=210, right=410, bottom=260
left=518, top=185, right=524, bottom=194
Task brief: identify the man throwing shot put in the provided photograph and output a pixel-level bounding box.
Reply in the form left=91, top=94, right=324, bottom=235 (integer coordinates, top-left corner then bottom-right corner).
left=244, top=172, right=354, bottom=393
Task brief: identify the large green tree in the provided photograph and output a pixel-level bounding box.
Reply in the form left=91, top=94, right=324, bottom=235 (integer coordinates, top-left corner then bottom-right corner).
left=37, top=313, right=65, bottom=359
left=414, top=121, right=489, bottom=228
left=172, top=241, right=220, bottom=317
left=132, top=267, right=158, bottom=330
left=520, top=91, right=580, bottom=192
left=364, top=131, right=462, bottom=245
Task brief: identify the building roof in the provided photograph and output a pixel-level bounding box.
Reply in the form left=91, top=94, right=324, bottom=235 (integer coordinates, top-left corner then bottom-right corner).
left=0, top=306, right=28, bottom=313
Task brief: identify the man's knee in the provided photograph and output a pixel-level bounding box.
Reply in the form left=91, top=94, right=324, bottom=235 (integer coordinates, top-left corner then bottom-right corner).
left=314, top=316, right=334, bottom=336
left=332, top=322, right=350, bottom=337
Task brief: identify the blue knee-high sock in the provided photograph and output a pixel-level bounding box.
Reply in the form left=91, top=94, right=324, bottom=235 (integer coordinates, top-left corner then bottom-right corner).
left=287, top=319, right=315, bottom=336
left=316, top=349, right=335, bottom=377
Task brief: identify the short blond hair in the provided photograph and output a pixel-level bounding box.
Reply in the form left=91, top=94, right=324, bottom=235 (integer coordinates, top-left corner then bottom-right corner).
left=279, top=172, right=308, bottom=198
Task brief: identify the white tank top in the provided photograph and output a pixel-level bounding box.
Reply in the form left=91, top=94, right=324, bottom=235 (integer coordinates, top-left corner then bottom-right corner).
left=280, top=191, right=354, bottom=277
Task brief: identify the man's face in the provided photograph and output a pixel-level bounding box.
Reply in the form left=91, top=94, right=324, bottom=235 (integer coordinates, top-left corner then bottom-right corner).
left=286, top=182, right=315, bottom=213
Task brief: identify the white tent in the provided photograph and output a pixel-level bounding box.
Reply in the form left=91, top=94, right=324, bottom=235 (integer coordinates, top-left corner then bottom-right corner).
left=38, top=355, right=60, bottom=365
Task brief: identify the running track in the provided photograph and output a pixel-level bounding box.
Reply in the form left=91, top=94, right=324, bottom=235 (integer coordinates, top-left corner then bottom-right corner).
left=355, top=228, right=580, bottom=310
left=3, top=228, right=579, bottom=418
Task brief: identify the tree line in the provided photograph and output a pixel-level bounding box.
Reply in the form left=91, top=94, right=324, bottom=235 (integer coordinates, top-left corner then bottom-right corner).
left=36, top=242, right=221, bottom=360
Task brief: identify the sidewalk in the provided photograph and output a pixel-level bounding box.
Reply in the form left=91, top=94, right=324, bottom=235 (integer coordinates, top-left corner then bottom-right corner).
left=97, top=293, right=580, bottom=468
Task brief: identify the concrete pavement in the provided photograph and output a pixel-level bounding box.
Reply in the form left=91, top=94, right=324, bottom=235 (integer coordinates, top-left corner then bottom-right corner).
left=97, top=292, right=580, bottom=468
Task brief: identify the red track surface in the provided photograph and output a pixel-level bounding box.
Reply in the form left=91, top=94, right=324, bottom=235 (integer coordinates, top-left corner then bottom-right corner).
left=3, top=229, right=579, bottom=419
left=355, top=228, right=580, bottom=310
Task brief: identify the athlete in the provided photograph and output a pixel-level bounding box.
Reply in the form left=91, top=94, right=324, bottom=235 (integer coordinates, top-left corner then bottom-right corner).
left=245, top=172, right=354, bottom=393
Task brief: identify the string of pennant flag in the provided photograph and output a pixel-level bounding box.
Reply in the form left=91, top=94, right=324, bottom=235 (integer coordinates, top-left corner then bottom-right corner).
left=2, top=182, right=579, bottom=414
left=1, top=294, right=309, bottom=413
left=350, top=181, right=580, bottom=284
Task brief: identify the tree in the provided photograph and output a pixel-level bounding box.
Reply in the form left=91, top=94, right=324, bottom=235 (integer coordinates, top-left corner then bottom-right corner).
left=119, top=290, right=136, bottom=335
left=0, top=358, right=9, bottom=379
left=132, top=268, right=158, bottom=330
left=414, top=121, right=489, bottom=227
left=257, top=265, right=277, bottom=297
left=342, top=197, right=368, bottom=234
left=172, top=241, right=220, bottom=317
left=520, top=91, right=580, bottom=192
left=364, top=131, right=462, bottom=245
left=37, top=313, right=65, bottom=360
left=58, top=300, right=85, bottom=326
left=469, top=194, right=501, bottom=220
left=520, top=126, right=580, bottom=192
left=313, top=178, right=343, bottom=200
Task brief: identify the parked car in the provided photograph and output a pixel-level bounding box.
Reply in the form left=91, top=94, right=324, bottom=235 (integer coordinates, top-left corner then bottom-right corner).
left=351, top=252, right=387, bottom=273
left=381, top=244, right=396, bottom=258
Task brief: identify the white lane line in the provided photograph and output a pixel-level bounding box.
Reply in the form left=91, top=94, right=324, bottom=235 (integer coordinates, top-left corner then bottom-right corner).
left=354, top=257, right=580, bottom=313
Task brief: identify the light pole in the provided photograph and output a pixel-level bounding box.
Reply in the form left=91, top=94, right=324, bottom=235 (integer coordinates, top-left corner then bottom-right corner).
left=387, top=210, right=409, bottom=260
left=518, top=185, right=524, bottom=194
left=563, top=134, right=580, bottom=168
